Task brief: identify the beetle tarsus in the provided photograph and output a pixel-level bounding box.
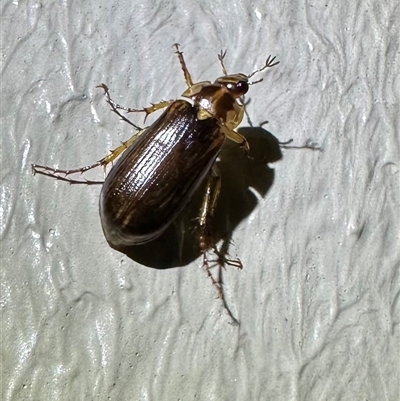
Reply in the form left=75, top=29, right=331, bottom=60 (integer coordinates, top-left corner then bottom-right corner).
left=202, top=253, right=224, bottom=299
left=213, top=247, right=243, bottom=271
left=201, top=246, right=240, bottom=325
left=97, top=84, right=143, bottom=130
left=31, top=167, right=103, bottom=185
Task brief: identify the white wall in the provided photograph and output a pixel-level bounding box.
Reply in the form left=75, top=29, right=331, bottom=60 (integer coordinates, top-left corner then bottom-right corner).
left=2, top=1, right=399, bottom=400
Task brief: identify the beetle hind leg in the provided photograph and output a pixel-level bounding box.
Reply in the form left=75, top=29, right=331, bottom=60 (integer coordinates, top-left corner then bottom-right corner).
left=201, top=252, right=224, bottom=299
left=212, top=246, right=243, bottom=271
left=200, top=245, right=243, bottom=300
left=199, top=166, right=242, bottom=308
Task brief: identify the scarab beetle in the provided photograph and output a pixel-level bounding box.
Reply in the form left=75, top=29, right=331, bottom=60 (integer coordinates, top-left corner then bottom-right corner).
left=32, top=44, right=279, bottom=298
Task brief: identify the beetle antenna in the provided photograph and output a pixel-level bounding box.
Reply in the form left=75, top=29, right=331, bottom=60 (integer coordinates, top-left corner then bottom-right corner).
left=248, top=78, right=264, bottom=86
left=247, top=55, right=279, bottom=80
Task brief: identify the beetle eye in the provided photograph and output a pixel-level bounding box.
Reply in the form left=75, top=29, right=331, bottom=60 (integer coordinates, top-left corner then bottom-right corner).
left=226, top=80, right=249, bottom=97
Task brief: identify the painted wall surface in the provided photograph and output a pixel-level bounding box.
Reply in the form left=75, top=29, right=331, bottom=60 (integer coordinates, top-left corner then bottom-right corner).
left=2, top=1, right=399, bottom=400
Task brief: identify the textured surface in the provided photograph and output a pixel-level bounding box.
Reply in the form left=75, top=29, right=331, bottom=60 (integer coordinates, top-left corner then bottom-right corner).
left=1, top=1, right=399, bottom=400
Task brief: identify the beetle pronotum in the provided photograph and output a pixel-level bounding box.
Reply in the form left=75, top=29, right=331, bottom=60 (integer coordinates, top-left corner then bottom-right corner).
left=32, top=44, right=279, bottom=304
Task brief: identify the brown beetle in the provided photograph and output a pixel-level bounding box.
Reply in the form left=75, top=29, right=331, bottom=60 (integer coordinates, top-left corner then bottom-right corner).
left=32, top=44, right=279, bottom=299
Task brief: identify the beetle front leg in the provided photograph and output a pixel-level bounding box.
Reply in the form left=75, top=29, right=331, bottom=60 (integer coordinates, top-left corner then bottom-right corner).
left=174, top=43, right=194, bottom=88
left=221, top=125, right=252, bottom=158
left=199, top=165, right=242, bottom=300
left=218, top=50, right=228, bottom=76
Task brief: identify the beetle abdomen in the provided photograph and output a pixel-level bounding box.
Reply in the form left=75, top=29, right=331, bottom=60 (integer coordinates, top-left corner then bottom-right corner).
left=100, top=100, right=225, bottom=248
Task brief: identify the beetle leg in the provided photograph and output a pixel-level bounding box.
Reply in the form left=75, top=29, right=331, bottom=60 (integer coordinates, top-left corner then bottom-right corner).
left=97, top=84, right=143, bottom=129
left=32, top=84, right=149, bottom=183
left=174, top=43, right=194, bottom=88
left=138, top=101, right=173, bottom=122
left=199, top=165, right=223, bottom=297
left=98, top=128, right=147, bottom=168
left=199, top=165, right=242, bottom=302
left=220, top=125, right=252, bottom=158
left=32, top=127, right=147, bottom=180
left=97, top=83, right=172, bottom=123
left=31, top=167, right=104, bottom=185
left=112, top=100, right=172, bottom=119
left=218, top=50, right=228, bottom=76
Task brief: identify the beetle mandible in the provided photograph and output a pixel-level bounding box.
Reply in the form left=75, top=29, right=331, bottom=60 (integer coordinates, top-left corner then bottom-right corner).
left=32, top=44, right=279, bottom=299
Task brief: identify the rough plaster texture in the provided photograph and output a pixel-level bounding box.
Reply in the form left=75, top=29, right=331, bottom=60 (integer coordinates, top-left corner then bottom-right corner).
left=1, top=1, right=399, bottom=400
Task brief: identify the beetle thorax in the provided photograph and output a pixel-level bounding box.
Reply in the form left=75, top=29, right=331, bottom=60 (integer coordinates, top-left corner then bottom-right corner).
left=182, top=82, right=245, bottom=130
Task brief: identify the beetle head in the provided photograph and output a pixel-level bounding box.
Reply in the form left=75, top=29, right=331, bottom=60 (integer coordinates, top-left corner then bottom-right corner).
left=213, top=74, right=249, bottom=98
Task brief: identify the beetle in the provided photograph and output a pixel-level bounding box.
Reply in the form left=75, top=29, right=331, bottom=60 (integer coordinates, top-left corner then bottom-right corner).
left=32, top=44, right=279, bottom=298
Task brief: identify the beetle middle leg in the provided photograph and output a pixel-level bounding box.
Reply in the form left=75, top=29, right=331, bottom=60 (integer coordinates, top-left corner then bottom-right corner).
left=97, top=83, right=172, bottom=123
left=199, top=165, right=242, bottom=300
left=32, top=86, right=148, bottom=183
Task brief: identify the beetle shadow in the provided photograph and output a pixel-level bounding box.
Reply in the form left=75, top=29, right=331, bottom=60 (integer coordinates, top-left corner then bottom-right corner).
left=113, top=126, right=285, bottom=269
